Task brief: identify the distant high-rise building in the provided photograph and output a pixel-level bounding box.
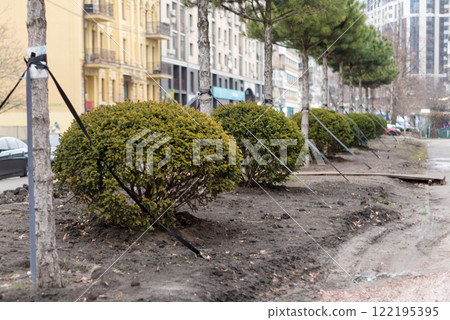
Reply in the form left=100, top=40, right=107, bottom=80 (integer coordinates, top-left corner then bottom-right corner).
left=364, top=0, right=449, bottom=83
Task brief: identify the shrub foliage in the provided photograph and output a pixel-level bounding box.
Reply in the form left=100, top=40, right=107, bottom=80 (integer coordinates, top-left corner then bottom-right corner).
left=54, top=101, right=242, bottom=230
left=349, top=113, right=376, bottom=139
left=292, top=109, right=352, bottom=156
left=342, top=115, right=360, bottom=146
left=213, top=101, right=304, bottom=186
left=371, top=114, right=387, bottom=135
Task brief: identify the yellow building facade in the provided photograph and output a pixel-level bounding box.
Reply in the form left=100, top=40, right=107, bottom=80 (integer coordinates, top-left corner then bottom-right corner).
left=0, top=0, right=169, bottom=140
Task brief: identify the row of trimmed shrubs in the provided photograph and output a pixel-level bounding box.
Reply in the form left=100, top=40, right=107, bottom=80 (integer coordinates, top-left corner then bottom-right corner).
left=53, top=101, right=385, bottom=229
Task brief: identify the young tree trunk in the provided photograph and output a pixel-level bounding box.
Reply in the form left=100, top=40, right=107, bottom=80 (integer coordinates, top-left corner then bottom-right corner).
left=301, top=51, right=310, bottom=166
left=365, top=87, right=369, bottom=112
left=358, top=74, right=363, bottom=110
left=321, top=53, right=328, bottom=107
left=27, top=0, right=63, bottom=288
left=370, top=87, right=375, bottom=112
left=263, top=21, right=273, bottom=104
left=349, top=66, right=354, bottom=108
left=338, top=60, right=344, bottom=110
left=197, top=0, right=212, bottom=116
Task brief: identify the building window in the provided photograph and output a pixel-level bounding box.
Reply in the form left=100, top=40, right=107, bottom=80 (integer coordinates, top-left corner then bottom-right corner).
left=190, top=43, right=193, bottom=56
left=190, top=72, right=194, bottom=94
left=122, top=0, right=126, bottom=20
left=180, top=5, right=185, bottom=30
left=426, top=16, right=435, bottom=74
left=112, top=80, right=115, bottom=101
left=123, top=38, right=127, bottom=63
left=172, top=32, right=177, bottom=54
left=410, top=16, right=419, bottom=73
left=410, top=0, right=419, bottom=13
left=427, top=0, right=435, bottom=13
left=440, top=0, right=449, bottom=13
left=101, top=78, right=105, bottom=101
left=180, top=34, right=186, bottom=60
left=166, top=4, right=170, bottom=18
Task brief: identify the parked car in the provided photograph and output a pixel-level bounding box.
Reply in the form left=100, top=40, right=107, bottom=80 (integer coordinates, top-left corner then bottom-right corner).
left=384, top=127, right=401, bottom=136
left=0, top=137, right=28, bottom=179
left=395, top=122, right=411, bottom=132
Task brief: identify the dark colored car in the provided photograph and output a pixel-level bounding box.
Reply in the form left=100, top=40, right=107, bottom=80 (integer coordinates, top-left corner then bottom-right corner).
left=0, top=137, right=28, bottom=179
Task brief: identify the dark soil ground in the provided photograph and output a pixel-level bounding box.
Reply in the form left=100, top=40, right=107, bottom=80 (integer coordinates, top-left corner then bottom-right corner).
left=0, top=136, right=428, bottom=301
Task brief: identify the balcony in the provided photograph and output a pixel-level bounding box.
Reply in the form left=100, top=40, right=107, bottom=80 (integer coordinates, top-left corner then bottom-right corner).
left=146, top=22, right=171, bottom=40
left=85, top=48, right=116, bottom=66
left=84, top=1, right=114, bottom=22
left=147, top=61, right=171, bottom=79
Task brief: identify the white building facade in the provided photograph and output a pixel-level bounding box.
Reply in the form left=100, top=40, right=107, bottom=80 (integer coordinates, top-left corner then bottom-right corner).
left=272, top=45, right=302, bottom=116
left=159, top=1, right=265, bottom=107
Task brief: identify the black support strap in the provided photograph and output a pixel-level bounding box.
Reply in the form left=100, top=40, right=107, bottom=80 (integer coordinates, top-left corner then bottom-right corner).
left=8, top=55, right=205, bottom=259
left=0, top=70, right=26, bottom=112
left=47, top=69, right=205, bottom=258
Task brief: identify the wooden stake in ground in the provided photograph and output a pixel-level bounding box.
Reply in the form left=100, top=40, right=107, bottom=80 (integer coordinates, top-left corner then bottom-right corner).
left=197, top=0, right=212, bottom=116
left=27, top=0, right=63, bottom=288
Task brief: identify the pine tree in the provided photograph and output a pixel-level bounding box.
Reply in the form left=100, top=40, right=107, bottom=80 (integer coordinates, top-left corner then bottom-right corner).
left=214, top=0, right=327, bottom=105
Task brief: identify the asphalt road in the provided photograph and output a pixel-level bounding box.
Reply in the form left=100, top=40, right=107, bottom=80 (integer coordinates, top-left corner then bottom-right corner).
left=0, top=176, right=28, bottom=193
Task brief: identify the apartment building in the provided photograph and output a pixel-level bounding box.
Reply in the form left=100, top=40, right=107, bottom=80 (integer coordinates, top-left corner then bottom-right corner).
left=364, top=0, right=450, bottom=83
left=0, top=0, right=167, bottom=137
left=272, top=45, right=302, bottom=116
left=84, top=0, right=169, bottom=111
left=159, top=1, right=265, bottom=108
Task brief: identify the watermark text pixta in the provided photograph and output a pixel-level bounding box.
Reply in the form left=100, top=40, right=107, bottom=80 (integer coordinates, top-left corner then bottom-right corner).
left=126, top=130, right=324, bottom=175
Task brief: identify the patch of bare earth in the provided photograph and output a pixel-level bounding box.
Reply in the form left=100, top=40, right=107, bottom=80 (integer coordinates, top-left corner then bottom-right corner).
left=0, top=136, right=429, bottom=301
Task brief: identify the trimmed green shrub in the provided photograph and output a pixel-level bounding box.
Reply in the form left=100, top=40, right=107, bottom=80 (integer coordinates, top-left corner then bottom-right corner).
left=349, top=113, right=376, bottom=139
left=372, top=114, right=387, bottom=135
left=342, top=115, right=360, bottom=146
left=54, top=100, right=242, bottom=230
left=212, top=101, right=304, bottom=186
left=292, top=109, right=352, bottom=156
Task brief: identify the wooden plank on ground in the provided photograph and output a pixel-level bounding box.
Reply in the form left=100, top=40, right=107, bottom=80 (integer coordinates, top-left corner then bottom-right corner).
left=294, top=172, right=446, bottom=185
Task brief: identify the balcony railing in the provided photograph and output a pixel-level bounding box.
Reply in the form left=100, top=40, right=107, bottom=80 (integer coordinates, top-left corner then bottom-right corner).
left=146, top=22, right=171, bottom=39
left=85, top=48, right=116, bottom=64
left=84, top=1, right=114, bottom=20
left=147, top=61, right=172, bottom=75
